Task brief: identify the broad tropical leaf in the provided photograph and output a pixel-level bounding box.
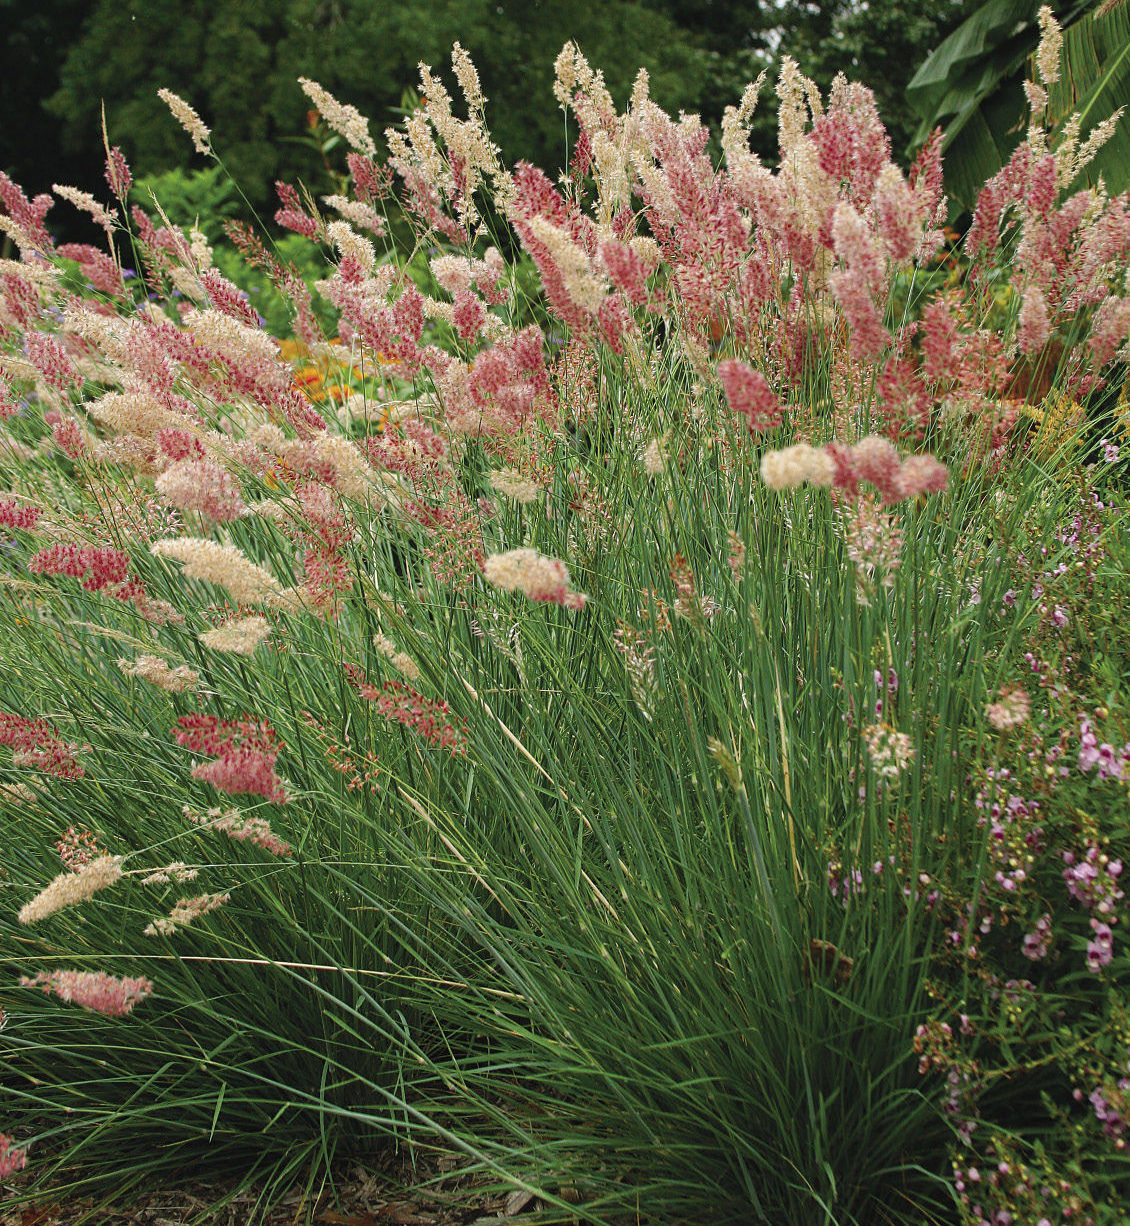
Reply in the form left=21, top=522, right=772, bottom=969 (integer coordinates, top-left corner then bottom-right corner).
left=904, top=0, right=1126, bottom=210
left=907, top=0, right=1036, bottom=124
left=1047, top=0, right=1130, bottom=192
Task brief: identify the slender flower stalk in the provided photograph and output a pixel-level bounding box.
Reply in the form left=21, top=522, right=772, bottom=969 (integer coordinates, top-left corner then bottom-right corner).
left=184, top=804, right=292, bottom=856
left=118, top=655, right=200, bottom=693
left=157, top=88, right=211, bottom=155
left=145, top=891, right=230, bottom=937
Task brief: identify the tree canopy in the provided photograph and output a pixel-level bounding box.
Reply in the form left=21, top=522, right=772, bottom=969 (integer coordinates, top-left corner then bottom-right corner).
left=5, top=0, right=974, bottom=233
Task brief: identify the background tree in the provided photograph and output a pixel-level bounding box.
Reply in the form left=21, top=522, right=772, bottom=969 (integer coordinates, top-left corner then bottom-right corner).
left=6, top=0, right=979, bottom=239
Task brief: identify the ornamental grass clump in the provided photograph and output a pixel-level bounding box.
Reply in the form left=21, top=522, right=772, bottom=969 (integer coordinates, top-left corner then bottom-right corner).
left=0, top=8, right=1128, bottom=1223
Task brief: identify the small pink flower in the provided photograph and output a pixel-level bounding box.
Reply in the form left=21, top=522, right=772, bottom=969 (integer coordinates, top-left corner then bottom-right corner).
left=985, top=686, right=1030, bottom=730
left=1086, top=919, right=1114, bottom=973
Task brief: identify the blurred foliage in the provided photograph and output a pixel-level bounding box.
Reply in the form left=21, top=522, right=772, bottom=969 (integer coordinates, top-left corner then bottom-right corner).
left=42, top=0, right=711, bottom=209
left=1, top=0, right=977, bottom=241
left=0, top=0, right=106, bottom=211
left=133, top=166, right=241, bottom=242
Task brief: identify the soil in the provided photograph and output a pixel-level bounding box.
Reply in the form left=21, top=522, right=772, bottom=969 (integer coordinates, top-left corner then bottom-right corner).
left=0, top=1151, right=557, bottom=1226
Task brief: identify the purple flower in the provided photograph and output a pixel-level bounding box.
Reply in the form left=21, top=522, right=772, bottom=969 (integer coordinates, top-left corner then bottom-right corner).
left=1086, top=919, right=1113, bottom=973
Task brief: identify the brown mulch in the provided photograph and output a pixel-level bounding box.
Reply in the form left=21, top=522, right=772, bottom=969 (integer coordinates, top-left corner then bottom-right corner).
left=0, top=1152, right=566, bottom=1226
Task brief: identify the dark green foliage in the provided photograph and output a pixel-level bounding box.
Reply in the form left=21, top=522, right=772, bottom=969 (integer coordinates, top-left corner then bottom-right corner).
left=907, top=0, right=1130, bottom=211
left=9, top=0, right=980, bottom=241
left=42, top=0, right=711, bottom=212
left=0, top=0, right=106, bottom=207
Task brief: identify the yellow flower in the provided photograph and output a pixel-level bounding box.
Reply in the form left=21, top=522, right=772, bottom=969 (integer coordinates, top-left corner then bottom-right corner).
left=1028, top=392, right=1085, bottom=463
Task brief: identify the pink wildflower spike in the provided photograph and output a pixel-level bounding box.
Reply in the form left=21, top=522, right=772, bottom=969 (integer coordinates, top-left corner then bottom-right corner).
left=352, top=676, right=468, bottom=755
left=898, top=454, right=948, bottom=497
left=346, top=152, right=392, bottom=203
left=183, top=804, right=292, bottom=857
left=809, top=78, right=890, bottom=204
left=155, top=458, right=247, bottom=522
left=104, top=145, right=132, bottom=200
left=920, top=299, right=960, bottom=384
left=600, top=239, right=650, bottom=305
left=47, top=414, right=86, bottom=459
left=0, top=376, right=18, bottom=420
left=829, top=202, right=890, bottom=358
left=1089, top=296, right=1130, bottom=368
left=717, top=359, right=782, bottom=432
left=174, top=715, right=289, bottom=804
left=0, top=499, right=41, bottom=531
left=596, top=293, right=631, bottom=355
left=849, top=436, right=905, bottom=502
left=199, top=268, right=259, bottom=327
left=0, top=170, right=54, bottom=247
left=274, top=180, right=319, bottom=239
left=818, top=440, right=947, bottom=504
left=19, top=969, right=153, bottom=1017
left=56, top=243, right=125, bottom=297
left=24, top=333, right=78, bottom=392
left=0, top=713, right=85, bottom=780
left=156, top=427, right=206, bottom=461
left=1017, top=287, right=1051, bottom=354
left=452, top=288, right=487, bottom=341
left=29, top=543, right=131, bottom=592
left=0, top=1133, right=28, bottom=1178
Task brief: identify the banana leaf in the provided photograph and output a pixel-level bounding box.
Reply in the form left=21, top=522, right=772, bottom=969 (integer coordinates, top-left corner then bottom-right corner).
left=1046, top=0, right=1130, bottom=193
left=903, top=0, right=1118, bottom=211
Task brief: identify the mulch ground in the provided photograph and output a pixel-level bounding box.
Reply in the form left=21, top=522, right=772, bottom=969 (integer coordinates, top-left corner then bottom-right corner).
left=0, top=1152, right=564, bottom=1226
